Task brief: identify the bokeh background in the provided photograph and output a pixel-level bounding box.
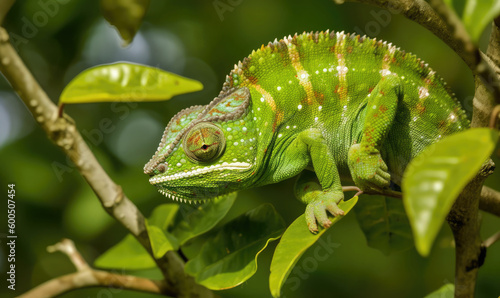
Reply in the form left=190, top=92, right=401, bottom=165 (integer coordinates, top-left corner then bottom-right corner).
left=0, top=0, right=499, bottom=297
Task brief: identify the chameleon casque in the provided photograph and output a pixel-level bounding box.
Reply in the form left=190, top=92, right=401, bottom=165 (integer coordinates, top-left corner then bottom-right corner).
left=144, top=31, right=469, bottom=233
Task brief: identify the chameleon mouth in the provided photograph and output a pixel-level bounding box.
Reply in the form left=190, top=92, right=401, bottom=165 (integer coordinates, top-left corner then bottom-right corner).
left=149, top=162, right=252, bottom=185
left=157, top=188, right=235, bottom=204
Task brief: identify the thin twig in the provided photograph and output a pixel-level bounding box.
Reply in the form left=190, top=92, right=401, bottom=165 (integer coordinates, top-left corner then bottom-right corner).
left=483, top=231, right=500, bottom=248
left=47, top=239, right=90, bottom=272
left=20, top=239, right=172, bottom=298
left=488, top=105, right=500, bottom=129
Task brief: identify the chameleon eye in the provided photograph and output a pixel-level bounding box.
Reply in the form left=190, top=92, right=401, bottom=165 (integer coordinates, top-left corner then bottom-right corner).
left=183, top=122, right=226, bottom=163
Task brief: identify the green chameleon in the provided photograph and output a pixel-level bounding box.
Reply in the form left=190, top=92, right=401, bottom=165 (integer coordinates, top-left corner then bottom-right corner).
left=144, top=31, right=469, bottom=233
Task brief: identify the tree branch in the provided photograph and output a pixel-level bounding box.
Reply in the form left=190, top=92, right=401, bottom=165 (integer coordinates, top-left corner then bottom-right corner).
left=19, top=239, right=174, bottom=298
left=479, top=186, right=500, bottom=217
left=0, top=27, right=215, bottom=297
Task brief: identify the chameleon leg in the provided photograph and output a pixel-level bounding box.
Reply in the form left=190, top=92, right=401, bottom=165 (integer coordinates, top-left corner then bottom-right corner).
left=293, top=129, right=344, bottom=233
left=348, top=74, right=401, bottom=193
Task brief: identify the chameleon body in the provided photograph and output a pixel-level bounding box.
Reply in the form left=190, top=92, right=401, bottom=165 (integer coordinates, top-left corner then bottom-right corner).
left=144, top=31, right=469, bottom=232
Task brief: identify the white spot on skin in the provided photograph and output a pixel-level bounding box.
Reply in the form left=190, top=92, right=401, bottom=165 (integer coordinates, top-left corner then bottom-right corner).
left=277, top=86, right=282, bottom=91
left=233, top=158, right=237, bottom=161
left=286, top=125, right=290, bottom=129
left=315, top=70, right=319, bottom=74
left=278, top=134, right=282, bottom=138
left=254, top=117, right=257, bottom=120
left=380, top=69, right=392, bottom=76
left=318, top=105, right=322, bottom=111
left=240, top=139, right=244, bottom=142
left=288, top=80, right=292, bottom=84
left=323, top=68, right=327, bottom=72
left=336, top=66, right=348, bottom=75
left=418, top=86, right=430, bottom=99
left=234, top=142, right=239, bottom=145
left=293, top=125, right=297, bottom=129
left=372, top=105, right=377, bottom=109
left=298, top=104, right=303, bottom=110
left=176, top=163, right=182, bottom=167
left=243, top=127, right=247, bottom=131
left=249, top=147, right=253, bottom=150
left=314, top=117, right=318, bottom=122
left=260, top=97, right=265, bottom=102
left=227, top=127, right=231, bottom=131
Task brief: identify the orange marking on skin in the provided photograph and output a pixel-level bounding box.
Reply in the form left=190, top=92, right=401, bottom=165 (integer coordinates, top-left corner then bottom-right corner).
left=438, top=120, right=447, bottom=129
left=314, top=91, right=325, bottom=105
left=272, top=110, right=284, bottom=132
left=379, top=105, right=388, bottom=113
left=247, top=75, right=258, bottom=84
left=416, top=102, right=426, bottom=114
left=253, top=85, right=276, bottom=112
left=209, top=108, right=225, bottom=116
left=379, top=90, right=386, bottom=95
left=368, top=86, right=375, bottom=93
left=288, top=43, right=315, bottom=105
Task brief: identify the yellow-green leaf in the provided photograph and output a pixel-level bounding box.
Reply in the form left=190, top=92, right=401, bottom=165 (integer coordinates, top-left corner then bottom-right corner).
left=185, top=204, right=285, bottom=290
left=269, top=197, right=358, bottom=298
left=94, top=234, right=156, bottom=270
left=403, top=128, right=498, bottom=256
left=463, top=0, right=500, bottom=42
left=443, top=0, right=500, bottom=43
left=424, top=283, right=454, bottom=298
left=172, top=193, right=236, bottom=246
left=146, top=221, right=178, bottom=259
left=100, top=0, right=150, bottom=45
left=60, top=63, right=203, bottom=104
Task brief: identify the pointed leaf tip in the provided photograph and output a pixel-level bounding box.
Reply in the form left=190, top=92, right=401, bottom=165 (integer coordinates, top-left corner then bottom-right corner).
left=60, top=62, right=203, bottom=104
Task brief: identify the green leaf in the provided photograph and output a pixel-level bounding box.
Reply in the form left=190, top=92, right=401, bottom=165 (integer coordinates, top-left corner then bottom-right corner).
left=172, top=193, right=237, bottom=246
left=146, top=221, right=179, bottom=259
left=463, top=0, right=500, bottom=42
left=424, top=283, right=455, bottom=298
left=269, top=197, right=358, bottom=298
left=185, top=204, right=285, bottom=290
left=94, top=234, right=156, bottom=270
left=149, top=204, right=179, bottom=230
left=60, top=63, right=203, bottom=104
left=403, top=128, right=498, bottom=256
left=100, top=0, right=150, bottom=45
left=354, top=195, right=413, bottom=255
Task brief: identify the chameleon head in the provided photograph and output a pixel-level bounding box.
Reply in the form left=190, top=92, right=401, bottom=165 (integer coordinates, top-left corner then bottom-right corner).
left=144, top=87, right=259, bottom=203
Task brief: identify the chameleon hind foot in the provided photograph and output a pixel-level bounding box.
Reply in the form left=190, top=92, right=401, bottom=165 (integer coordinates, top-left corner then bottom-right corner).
left=348, top=143, right=391, bottom=193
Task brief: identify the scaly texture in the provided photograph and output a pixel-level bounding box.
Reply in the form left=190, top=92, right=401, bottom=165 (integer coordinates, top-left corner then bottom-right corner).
left=144, top=31, right=469, bottom=232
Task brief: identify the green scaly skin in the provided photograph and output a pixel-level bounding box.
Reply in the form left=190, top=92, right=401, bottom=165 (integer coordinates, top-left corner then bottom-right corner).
left=144, top=31, right=469, bottom=233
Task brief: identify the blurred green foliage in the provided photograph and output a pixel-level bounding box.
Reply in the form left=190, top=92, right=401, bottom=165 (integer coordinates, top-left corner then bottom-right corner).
left=0, top=0, right=499, bottom=297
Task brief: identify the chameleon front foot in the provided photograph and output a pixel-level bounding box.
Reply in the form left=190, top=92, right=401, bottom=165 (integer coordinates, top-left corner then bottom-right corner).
left=348, top=143, right=391, bottom=193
